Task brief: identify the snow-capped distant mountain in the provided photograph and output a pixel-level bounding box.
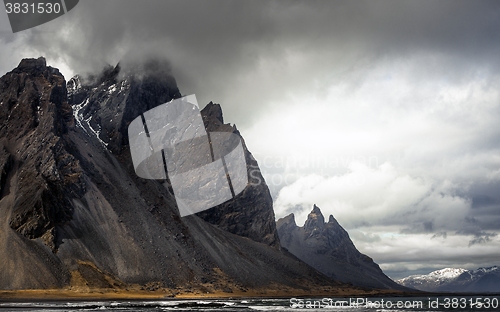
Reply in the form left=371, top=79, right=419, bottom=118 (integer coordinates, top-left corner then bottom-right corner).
left=427, top=268, right=468, bottom=280
left=397, top=266, right=500, bottom=293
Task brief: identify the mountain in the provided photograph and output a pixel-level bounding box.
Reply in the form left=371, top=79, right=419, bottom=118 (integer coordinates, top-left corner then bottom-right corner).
left=0, top=57, right=337, bottom=293
left=197, top=102, right=279, bottom=247
left=397, top=266, right=500, bottom=293
left=67, top=60, right=279, bottom=247
left=277, top=205, right=406, bottom=290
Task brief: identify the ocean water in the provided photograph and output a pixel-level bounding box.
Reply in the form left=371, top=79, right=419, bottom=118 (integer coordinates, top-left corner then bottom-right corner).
left=0, top=296, right=498, bottom=311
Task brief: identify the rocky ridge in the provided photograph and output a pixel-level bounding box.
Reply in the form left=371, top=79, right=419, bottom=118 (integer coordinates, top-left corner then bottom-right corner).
left=67, top=61, right=279, bottom=247
left=277, top=205, right=406, bottom=290
left=0, top=57, right=333, bottom=292
left=0, top=57, right=84, bottom=252
left=197, top=102, right=279, bottom=247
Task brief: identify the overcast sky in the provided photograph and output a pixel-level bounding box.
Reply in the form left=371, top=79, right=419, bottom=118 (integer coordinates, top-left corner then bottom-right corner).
left=1, top=0, right=500, bottom=280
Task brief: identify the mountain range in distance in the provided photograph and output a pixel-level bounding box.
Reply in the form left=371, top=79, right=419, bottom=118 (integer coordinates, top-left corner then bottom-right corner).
left=397, top=267, right=500, bottom=293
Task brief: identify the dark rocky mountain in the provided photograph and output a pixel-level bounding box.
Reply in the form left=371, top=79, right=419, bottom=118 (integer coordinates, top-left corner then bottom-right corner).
left=397, top=266, right=500, bottom=293
left=67, top=60, right=279, bottom=247
left=197, top=103, right=279, bottom=247
left=277, top=205, right=406, bottom=290
left=0, top=57, right=336, bottom=292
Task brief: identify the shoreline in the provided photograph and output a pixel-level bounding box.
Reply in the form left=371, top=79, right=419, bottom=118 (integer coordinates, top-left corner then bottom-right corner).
left=1, top=289, right=497, bottom=303
left=0, top=287, right=418, bottom=302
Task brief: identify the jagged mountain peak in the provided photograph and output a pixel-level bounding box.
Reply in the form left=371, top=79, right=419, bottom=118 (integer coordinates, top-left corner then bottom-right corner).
left=276, top=205, right=405, bottom=290
left=14, top=57, right=63, bottom=78
left=67, top=61, right=181, bottom=154
left=17, top=57, right=46, bottom=71
left=328, top=214, right=337, bottom=224
left=304, top=204, right=325, bottom=233
left=201, top=101, right=224, bottom=126
left=200, top=101, right=239, bottom=134
left=197, top=101, right=279, bottom=247
left=311, top=204, right=322, bottom=215
left=281, top=213, right=296, bottom=226
left=275, top=213, right=297, bottom=234
left=1, top=57, right=73, bottom=137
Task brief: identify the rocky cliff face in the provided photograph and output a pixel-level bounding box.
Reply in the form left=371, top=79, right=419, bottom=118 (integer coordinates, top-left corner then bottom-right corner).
left=0, top=57, right=84, bottom=253
left=67, top=61, right=279, bottom=247
left=0, top=57, right=332, bottom=292
left=277, top=205, right=405, bottom=290
left=66, top=60, right=182, bottom=155
left=197, top=103, right=279, bottom=247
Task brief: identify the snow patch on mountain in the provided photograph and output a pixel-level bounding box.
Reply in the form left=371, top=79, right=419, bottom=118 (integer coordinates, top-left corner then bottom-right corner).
left=72, top=98, right=108, bottom=147
left=428, top=268, right=467, bottom=280
left=72, top=98, right=88, bottom=130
